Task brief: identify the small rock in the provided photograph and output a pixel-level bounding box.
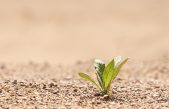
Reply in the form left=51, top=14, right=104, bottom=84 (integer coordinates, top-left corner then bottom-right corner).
left=73, top=89, right=78, bottom=92
left=96, top=101, right=101, bottom=104
left=40, top=84, right=46, bottom=89
left=12, top=80, right=17, bottom=85
left=49, top=83, right=55, bottom=88
left=53, top=90, right=59, bottom=94
left=94, top=93, right=101, bottom=96
left=153, top=93, right=159, bottom=97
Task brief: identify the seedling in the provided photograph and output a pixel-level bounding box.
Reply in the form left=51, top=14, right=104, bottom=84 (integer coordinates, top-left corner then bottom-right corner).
left=79, top=56, right=128, bottom=95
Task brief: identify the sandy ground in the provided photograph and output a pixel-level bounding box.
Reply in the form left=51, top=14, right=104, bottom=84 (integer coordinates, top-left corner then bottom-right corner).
left=0, top=56, right=169, bottom=109
left=0, top=0, right=169, bottom=64
left=0, top=0, right=169, bottom=108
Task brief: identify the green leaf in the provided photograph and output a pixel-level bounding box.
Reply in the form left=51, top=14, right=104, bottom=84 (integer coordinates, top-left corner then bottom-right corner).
left=95, top=73, right=102, bottom=89
left=103, top=57, right=129, bottom=92
left=94, top=59, right=105, bottom=76
left=79, top=73, right=101, bottom=90
left=112, top=57, right=129, bottom=80
left=106, top=57, right=129, bottom=92
left=103, top=59, right=115, bottom=89
left=94, top=59, right=105, bottom=89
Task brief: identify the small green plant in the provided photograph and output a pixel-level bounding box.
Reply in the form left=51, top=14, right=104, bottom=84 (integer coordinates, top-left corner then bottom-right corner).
left=79, top=56, right=128, bottom=95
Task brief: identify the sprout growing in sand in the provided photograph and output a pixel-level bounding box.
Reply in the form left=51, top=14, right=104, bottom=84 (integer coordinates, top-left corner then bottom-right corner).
left=79, top=56, right=128, bottom=95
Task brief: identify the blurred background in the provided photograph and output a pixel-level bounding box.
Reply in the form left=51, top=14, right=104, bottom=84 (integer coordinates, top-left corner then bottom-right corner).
left=0, top=0, right=169, bottom=64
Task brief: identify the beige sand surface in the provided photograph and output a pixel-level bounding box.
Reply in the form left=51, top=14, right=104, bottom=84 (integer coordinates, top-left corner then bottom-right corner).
left=0, top=0, right=169, bottom=64
left=0, top=57, right=169, bottom=108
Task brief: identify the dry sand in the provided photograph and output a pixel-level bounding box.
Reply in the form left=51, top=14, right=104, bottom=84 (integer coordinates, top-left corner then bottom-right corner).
left=0, top=0, right=169, bottom=108
left=0, top=56, right=169, bottom=108
left=0, top=0, right=169, bottom=64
